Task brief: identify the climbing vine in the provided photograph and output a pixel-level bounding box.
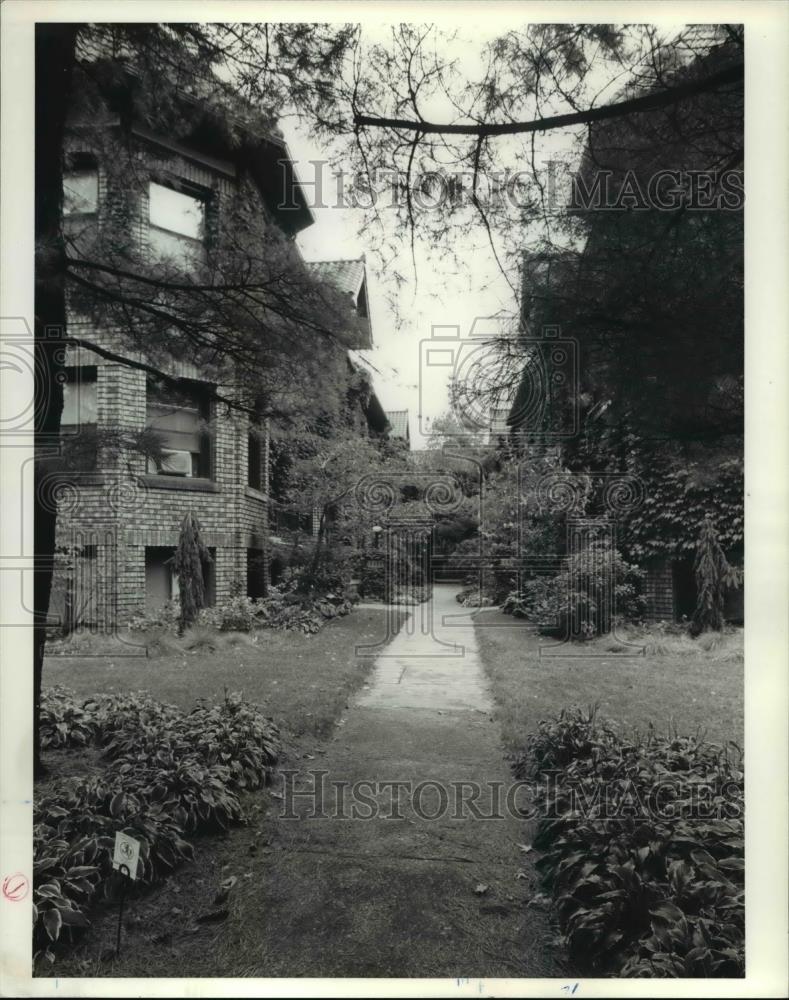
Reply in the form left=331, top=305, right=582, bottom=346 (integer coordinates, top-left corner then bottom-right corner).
left=623, top=456, right=743, bottom=561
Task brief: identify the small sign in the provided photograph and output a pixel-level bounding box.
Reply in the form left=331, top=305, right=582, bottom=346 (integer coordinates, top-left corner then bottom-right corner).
left=112, top=832, right=141, bottom=880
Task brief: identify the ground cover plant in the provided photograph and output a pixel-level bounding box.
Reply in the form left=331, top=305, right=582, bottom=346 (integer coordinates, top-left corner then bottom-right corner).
left=518, top=706, right=743, bottom=977
left=34, top=687, right=281, bottom=967
left=127, top=585, right=355, bottom=637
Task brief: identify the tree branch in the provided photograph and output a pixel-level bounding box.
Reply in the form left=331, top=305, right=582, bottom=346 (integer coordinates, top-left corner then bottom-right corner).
left=62, top=334, right=259, bottom=417
left=354, top=62, right=743, bottom=137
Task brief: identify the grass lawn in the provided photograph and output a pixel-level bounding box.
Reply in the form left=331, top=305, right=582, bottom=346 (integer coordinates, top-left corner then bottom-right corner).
left=472, top=610, right=744, bottom=754
left=43, top=608, right=403, bottom=743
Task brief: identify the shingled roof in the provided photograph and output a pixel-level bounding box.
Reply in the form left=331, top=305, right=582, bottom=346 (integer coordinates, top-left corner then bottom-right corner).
left=306, top=258, right=366, bottom=297
left=306, top=257, right=372, bottom=349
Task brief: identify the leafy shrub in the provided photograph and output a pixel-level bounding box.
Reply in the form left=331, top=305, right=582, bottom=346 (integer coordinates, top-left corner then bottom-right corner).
left=40, top=687, right=101, bottom=749
left=455, top=587, right=494, bottom=608
left=502, top=544, right=646, bottom=637
left=358, top=557, right=387, bottom=600
left=196, top=594, right=271, bottom=632
left=266, top=592, right=353, bottom=633
left=128, top=585, right=351, bottom=639
left=127, top=599, right=180, bottom=632
left=517, top=706, right=744, bottom=977
left=34, top=688, right=280, bottom=965
left=293, top=548, right=359, bottom=597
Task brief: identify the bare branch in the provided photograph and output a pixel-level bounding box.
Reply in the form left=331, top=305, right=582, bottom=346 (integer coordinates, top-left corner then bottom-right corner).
left=354, top=62, right=743, bottom=137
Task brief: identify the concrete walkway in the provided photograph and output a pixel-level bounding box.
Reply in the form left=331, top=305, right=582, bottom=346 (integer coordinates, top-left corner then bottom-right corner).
left=243, top=585, right=560, bottom=977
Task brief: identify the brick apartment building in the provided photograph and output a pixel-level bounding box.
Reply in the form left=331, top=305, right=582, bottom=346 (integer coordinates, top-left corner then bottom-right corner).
left=48, top=93, right=381, bottom=632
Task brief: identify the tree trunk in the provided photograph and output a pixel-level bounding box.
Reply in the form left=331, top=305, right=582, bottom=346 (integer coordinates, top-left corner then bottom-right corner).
left=34, top=24, right=78, bottom=776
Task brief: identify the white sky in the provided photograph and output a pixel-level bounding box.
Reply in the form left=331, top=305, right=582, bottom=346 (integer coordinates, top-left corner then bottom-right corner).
left=285, top=24, right=523, bottom=448
left=289, top=136, right=515, bottom=449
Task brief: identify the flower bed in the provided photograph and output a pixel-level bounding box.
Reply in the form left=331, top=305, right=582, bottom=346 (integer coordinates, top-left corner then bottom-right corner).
left=125, top=587, right=355, bottom=637
left=34, top=687, right=280, bottom=966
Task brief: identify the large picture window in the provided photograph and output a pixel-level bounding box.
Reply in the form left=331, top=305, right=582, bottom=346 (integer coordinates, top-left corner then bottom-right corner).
left=146, top=378, right=213, bottom=478
left=148, top=181, right=206, bottom=265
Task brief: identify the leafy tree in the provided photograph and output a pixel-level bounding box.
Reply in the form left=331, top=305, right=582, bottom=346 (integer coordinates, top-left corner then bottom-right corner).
left=424, top=411, right=489, bottom=452
left=283, top=432, right=398, bottom=591
left=691, top=515, right=741, bottom=635
left=172, top=512, right=212, bottom=633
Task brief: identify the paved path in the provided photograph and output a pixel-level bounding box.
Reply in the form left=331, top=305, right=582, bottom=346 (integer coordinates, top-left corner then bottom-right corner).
left=242, top=585, right=561, bottom=977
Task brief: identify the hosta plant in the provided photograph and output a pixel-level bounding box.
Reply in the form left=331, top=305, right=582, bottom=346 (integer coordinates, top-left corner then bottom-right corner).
left=519, top=706, right=743, bottom=977
left=34, top=688, right=280, bottom=965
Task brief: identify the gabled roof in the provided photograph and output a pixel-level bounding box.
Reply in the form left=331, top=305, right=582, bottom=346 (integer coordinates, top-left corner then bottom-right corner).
left=306, top=258, right=366, bottom=297
left=385, top=409, right=410, bottom=442
left=306, top=257, right=372, bottom=349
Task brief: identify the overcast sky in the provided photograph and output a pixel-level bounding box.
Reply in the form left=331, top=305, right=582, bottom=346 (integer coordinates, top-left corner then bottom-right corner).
left=283, top=24, right=519, bottom=448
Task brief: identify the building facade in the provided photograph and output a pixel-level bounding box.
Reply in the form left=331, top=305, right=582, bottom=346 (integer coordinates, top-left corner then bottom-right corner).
left=49, top=96, right=318, bottom=631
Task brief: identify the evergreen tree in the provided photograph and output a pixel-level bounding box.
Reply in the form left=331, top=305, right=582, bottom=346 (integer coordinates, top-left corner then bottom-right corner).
left=691, top=515, right=740, bottom=635
left=172, top=512, right=212, bottom=633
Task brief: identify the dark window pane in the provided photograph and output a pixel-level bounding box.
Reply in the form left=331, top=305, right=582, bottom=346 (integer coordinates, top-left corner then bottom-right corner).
left=146, top=379, right=213, bottom=478
left=248, top=432, right=262, bottom=489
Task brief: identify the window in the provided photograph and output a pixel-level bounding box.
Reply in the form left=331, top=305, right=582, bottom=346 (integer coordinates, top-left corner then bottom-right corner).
left=148, top=181, right=205, bottom=265
left=61, top=367, right=98, bottom=469
left=247, top=548, right=267, bottom=600
left=356, top=283, right=369, bottom=319
left=61, top=367, right=98, bottom=427
left=247, top=417, right=268, bottom=491
left=247, top=431, right=263, bottom=490
left=146, top=379, right=212, bottom=478
left=145, top=546, right=215, bottom=613
left=63, top=170, right=98, bottom=216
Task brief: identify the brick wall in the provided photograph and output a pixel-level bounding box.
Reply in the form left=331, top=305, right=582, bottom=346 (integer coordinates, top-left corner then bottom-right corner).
left=52, top=389, right=269, bottom=626
left=643, top=559, right=675, bottom=622
left=53, top=129, right=280, bottom=629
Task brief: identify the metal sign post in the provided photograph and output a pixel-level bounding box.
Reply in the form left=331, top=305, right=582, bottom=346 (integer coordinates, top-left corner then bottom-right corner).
left=115, top=863, right=130, bottom=957
left=112, top=831, right=141, bottom=958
